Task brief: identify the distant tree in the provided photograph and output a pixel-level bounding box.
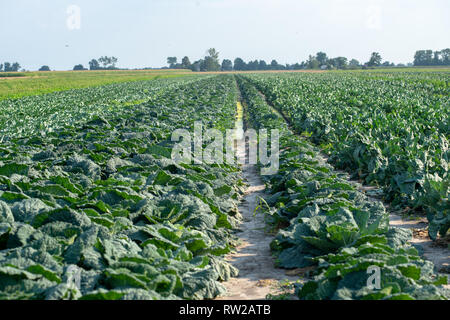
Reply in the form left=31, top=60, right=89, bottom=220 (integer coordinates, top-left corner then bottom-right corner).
left=329, top=57, right=348, bottom=69
left=413, top=50, right=424, bottom=66
left=97, top=56, right=117, bottom=69
left=307, top=55, right=319, bottom=69
left=442, top=49, right=450, bottom=65
left=349, top=59, right=360, bottom=68
left=221, top=59, right=233, bottom=71
left=0, top=64, right=3, bottom=72
left=38, top=65, right=50, bottom=71
left=414, top=50, right=426, bottom=66
left=207, top=48, right=219, bottom=61
left=3, top=62, right=11, bottom=72
left=339, top=57, right=348, bottom=69
left=167, top=57, right=177, bottom=68
left=181, top=56, right=191, bottom=69
left=11, top=63, right=21, bottom=72
left=270, top=60, right=279, bottom=70
left=433, top=51, right=442, bottom=65
left=328, top=58, right=336, bottom=69
left=110, top=57, right=118, bottom=68
left=316, top=52, right=328, bottom=66
left=233, top=58, right=246, bottom=71
left=368, top=52, right=382, bottom=67
left=247, top=60, right=259, bottom=70
left=413, top=48, right=450, bottom=66
left=199, top=59, right=207, bottom=72
left=3, top=62, right=21, bottom=72
left=202, top=57, right=220, bottom=72
left=258, top=60, right=267, bottom=70
left=190, top=60, right=202, bottom=72
left=98, top=56, right=110, bottom=69
left=413, top=50, right=433, bottom=66
left=203, top=48, right=220, bottom=71
left=2, top=62, right=17, bottom=72
left=422, top=50, right=433, bottom=66
left=73, top=64, right=86, bottom=71
left=89, top=59, right=100, bottom=70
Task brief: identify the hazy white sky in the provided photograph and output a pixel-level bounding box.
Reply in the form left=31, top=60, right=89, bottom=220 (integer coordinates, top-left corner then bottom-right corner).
left=1, top=0, right=449, bottom=70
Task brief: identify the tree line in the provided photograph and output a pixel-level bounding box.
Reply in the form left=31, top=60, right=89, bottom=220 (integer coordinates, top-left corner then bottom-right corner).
left=71, top=56, right=119, bottom=71
left=166, top=50, right=399, bottom=72
left=2, top=48, right=449, bottom=72
left=0, top=55, right=120, bottom=73
left=0, top=62, right=21, bottom=72
left=167, top=49, right=223, bottom=72
left=86, top=56, right=119, bottom=70
left=413, top=48, right=450, bottom=66
left=166, top=48, right=450, bottom=72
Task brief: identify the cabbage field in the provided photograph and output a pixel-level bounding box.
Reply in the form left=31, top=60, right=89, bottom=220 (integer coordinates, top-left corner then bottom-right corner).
left=237, top=74, right=449, bottom=300
left=0, top=71, right=448, bottom=300
left=0, top=76, right=242, bottom=299
left=243, top=72, right=449, bottom=240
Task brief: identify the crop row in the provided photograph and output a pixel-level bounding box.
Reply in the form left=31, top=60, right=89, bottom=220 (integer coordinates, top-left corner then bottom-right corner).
left=0, top=76, right=202, bottom=140
left=242, top=72, right=449, bottom=240
left=0, top=75, right=242, bottom=300
left=236, top=75, right=449, bottom=300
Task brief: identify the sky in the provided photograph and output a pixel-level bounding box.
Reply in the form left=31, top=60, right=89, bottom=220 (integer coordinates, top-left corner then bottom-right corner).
left=0, top=0, right=449, bottom=70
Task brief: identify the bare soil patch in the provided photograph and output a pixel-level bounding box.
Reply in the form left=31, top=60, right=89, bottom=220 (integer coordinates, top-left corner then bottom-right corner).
left=216, top=103, right=299, bottom=300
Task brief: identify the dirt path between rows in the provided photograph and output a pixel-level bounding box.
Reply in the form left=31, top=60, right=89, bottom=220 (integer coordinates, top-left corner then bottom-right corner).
left=340, top=184, right=449, bottom=281
left=389, top=213, right=449, bottom=286
left=0, top=77, right=28, bottom=80
left=216, top=102, right=298, bottom=300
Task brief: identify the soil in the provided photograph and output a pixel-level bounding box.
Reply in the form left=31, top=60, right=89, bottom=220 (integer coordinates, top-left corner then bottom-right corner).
left=0, top=76, right=28, bottom=80
left=390, top=212, right=450, bottom=285
left=216, top=102, right=299, bottom=300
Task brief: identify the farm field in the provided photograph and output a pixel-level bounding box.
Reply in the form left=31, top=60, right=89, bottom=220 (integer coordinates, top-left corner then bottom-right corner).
left=242, top=71, right=449, bottom=240
left=0, top=69, right=192, bottom=101
left=0, top=75, right=243, bottom=299
left=0, top=76, right=202, bottom=139
left=236, top=74, right=449, bottom=299
left=0, top=70, right=449, bottom=300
